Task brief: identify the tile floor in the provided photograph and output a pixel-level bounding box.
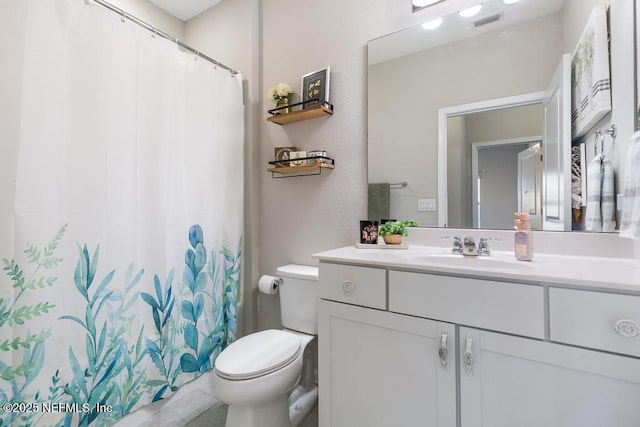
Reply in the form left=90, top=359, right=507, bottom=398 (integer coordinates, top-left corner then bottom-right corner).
left=114, top=373, right=318, bottom=427
left=186, top=402, right=318, bottom=427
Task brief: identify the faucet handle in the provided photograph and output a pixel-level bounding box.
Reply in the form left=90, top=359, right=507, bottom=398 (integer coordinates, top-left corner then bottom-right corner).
left=442, top=235, right=463, bottom=254
left=478, top=237, right=502, bottom=255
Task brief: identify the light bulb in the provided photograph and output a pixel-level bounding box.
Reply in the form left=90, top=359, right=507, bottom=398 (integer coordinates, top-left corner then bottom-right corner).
left=422, top=17, right=443, bottom=29
left=459, top=4, right=482, bottom=17
left=413, top=0, right=440, bottom=7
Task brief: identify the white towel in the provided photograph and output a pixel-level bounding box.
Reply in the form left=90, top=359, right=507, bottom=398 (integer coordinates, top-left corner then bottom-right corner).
left=601, top=156, right=615, bottom=232
left=620, top=131, right=640, bottom=239
left=585, top=154, right=615, bottom=232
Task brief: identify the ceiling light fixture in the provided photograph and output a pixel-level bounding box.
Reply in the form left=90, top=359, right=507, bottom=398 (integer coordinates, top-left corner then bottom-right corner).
left=459, top=4, right=482, bottom=18
left=413, top=0, right=434, bottom=6
left=503, top=0, right=520, bottom=4
left=412, top=0, right=446, bottom=13
left=422, top=17, right=444, bottom=30
left=412, top=0, right=440, bottom=7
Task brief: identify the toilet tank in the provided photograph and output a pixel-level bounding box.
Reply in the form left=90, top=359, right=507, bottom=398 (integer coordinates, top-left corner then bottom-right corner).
left=276, top=264, right=318, bottom=335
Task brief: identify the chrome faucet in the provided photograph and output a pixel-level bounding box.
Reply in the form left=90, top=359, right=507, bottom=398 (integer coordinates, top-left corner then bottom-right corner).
left=442, top=236, right=463, bottom=254
left=463, top=237, right=477, bottom=256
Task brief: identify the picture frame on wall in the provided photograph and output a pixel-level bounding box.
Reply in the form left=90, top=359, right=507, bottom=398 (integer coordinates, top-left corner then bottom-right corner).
left=570, top=5, right=611, bottom=140
left=301, top=66, right=330, bottom=108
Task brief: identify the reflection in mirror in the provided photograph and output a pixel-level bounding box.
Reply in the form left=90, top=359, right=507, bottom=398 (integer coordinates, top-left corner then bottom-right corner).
left=446, top=103, right=543, bottom=230
left=368, top=0, right=635, bottom=232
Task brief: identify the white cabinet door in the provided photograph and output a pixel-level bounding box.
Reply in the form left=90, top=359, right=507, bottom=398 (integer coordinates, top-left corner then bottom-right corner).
left=460, top=327, right=640, bottom=427
left=319, top=300, right=456, bottom=427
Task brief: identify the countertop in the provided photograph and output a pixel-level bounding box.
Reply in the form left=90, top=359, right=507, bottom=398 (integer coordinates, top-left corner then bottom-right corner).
left=313, top=245, right=640, bottom=293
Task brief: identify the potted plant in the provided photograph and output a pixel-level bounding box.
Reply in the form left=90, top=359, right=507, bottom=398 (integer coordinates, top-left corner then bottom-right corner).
left=378, top=220, right=417, bottom=244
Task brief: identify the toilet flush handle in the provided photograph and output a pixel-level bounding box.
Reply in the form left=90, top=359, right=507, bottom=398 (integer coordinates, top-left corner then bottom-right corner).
left=342, top=280, right=354, bottom=294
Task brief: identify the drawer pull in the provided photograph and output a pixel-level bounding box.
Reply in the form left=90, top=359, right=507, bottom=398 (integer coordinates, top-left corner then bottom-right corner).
left=614, top=319, right=640, bottom=338
left=342, top=280, right=354, bottom=294
left=439, top=330, right=448, bottom=368
left=464, top=334, right=474, bottom=376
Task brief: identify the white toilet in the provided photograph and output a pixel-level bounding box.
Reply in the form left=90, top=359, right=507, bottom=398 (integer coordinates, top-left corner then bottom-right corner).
left=212, top=264, right=318, bottom=427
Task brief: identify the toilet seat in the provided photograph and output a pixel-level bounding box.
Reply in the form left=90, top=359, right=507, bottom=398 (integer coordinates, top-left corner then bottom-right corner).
left=214, top=329, right=302, bottom=380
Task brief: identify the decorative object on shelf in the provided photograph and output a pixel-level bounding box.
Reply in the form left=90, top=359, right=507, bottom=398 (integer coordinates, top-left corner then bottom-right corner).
left=277, top=97, right=289, bottom=114
left=378, top=220, right=418, bottom=245
left=301, top=66, right=330, bottom=108
left=309, top=150, right=328, bottom=165
left=289, top=150, right=307, bottom=166
left=571, top=5, right=611, bottom=139
left=274, top=146, right=297, bottom=167
left=359, top=220, right=379, bottom=244
left=269, top=82, right=294, bottom=115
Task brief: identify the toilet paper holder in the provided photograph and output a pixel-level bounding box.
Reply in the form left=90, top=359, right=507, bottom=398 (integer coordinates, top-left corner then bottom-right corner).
left=259, top=275, right=283, bottom=295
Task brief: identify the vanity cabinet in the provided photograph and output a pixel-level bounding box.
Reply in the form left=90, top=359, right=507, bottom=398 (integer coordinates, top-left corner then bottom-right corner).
left=318, top=260, right=640, bottom=427
left=318, top=300, right=456, bottom=427
left=459, top=327, right=640, bottom=427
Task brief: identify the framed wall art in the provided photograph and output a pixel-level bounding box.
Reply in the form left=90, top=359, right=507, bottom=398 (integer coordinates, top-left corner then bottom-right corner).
left=301, top=66, right=330, bottom=108
left=570, top=5, right=611, bottom=140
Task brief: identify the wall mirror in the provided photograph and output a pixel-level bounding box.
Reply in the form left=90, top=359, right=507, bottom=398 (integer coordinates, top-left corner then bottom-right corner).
left=368, top=0, right=635, bottom=232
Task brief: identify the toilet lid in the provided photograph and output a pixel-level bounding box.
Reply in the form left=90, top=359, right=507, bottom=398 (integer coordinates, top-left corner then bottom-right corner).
left=214, top=329, right=302, bottom=380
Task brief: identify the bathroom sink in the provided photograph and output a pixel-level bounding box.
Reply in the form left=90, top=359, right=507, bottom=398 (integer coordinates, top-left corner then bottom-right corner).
left=403, top=252, right=526, bottom=270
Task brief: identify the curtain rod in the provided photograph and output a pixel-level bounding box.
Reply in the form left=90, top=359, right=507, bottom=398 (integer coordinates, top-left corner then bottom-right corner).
left=88, top=0, right=240, bottom=76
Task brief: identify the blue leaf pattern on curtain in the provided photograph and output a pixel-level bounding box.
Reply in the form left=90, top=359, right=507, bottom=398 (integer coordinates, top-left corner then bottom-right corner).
left=0, top=225, right=241, bottom=426
left=2, top=0, right=244, bottom=425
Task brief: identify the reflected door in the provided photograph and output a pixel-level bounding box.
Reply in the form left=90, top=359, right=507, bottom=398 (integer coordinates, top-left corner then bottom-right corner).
left=542, top=53, right=572, bottom=231
left=473, top=141, right=537, bottom=229
left=517, top=143, right=543, bottom=229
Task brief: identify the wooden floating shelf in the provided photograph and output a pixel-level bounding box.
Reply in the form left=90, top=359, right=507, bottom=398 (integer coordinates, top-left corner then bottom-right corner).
left=267, top=163, right=335, bottom=175
left=266, top=105, right=333, bottom=125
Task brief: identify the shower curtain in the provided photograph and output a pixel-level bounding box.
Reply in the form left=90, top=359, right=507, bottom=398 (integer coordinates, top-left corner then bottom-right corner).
left=1, top=1, right=244, bottom=426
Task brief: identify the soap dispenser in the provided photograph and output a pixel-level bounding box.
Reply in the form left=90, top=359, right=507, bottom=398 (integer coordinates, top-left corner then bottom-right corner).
left=513, top=212, right=533, bottom=261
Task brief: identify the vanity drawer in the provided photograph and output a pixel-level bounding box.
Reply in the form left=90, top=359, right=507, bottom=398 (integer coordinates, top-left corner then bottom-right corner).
left=319, top=262, right=386, bottom=310
left=389, top=270, right=545, bottom=338
left=550, top=288, right=640, bottom=357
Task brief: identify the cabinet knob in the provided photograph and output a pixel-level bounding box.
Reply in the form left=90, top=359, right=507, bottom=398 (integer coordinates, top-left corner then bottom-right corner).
left=614, top=319, right=640, bottom=338
left=342, top=280, right=354, bottom=294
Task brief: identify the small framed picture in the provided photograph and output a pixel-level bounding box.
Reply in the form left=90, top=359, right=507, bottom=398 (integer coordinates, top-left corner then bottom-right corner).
left=274, top=146, right=297, bottom=167
left=359, top=220, right=379, bottom=244
left=301, top=66, right=330, bottom=108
